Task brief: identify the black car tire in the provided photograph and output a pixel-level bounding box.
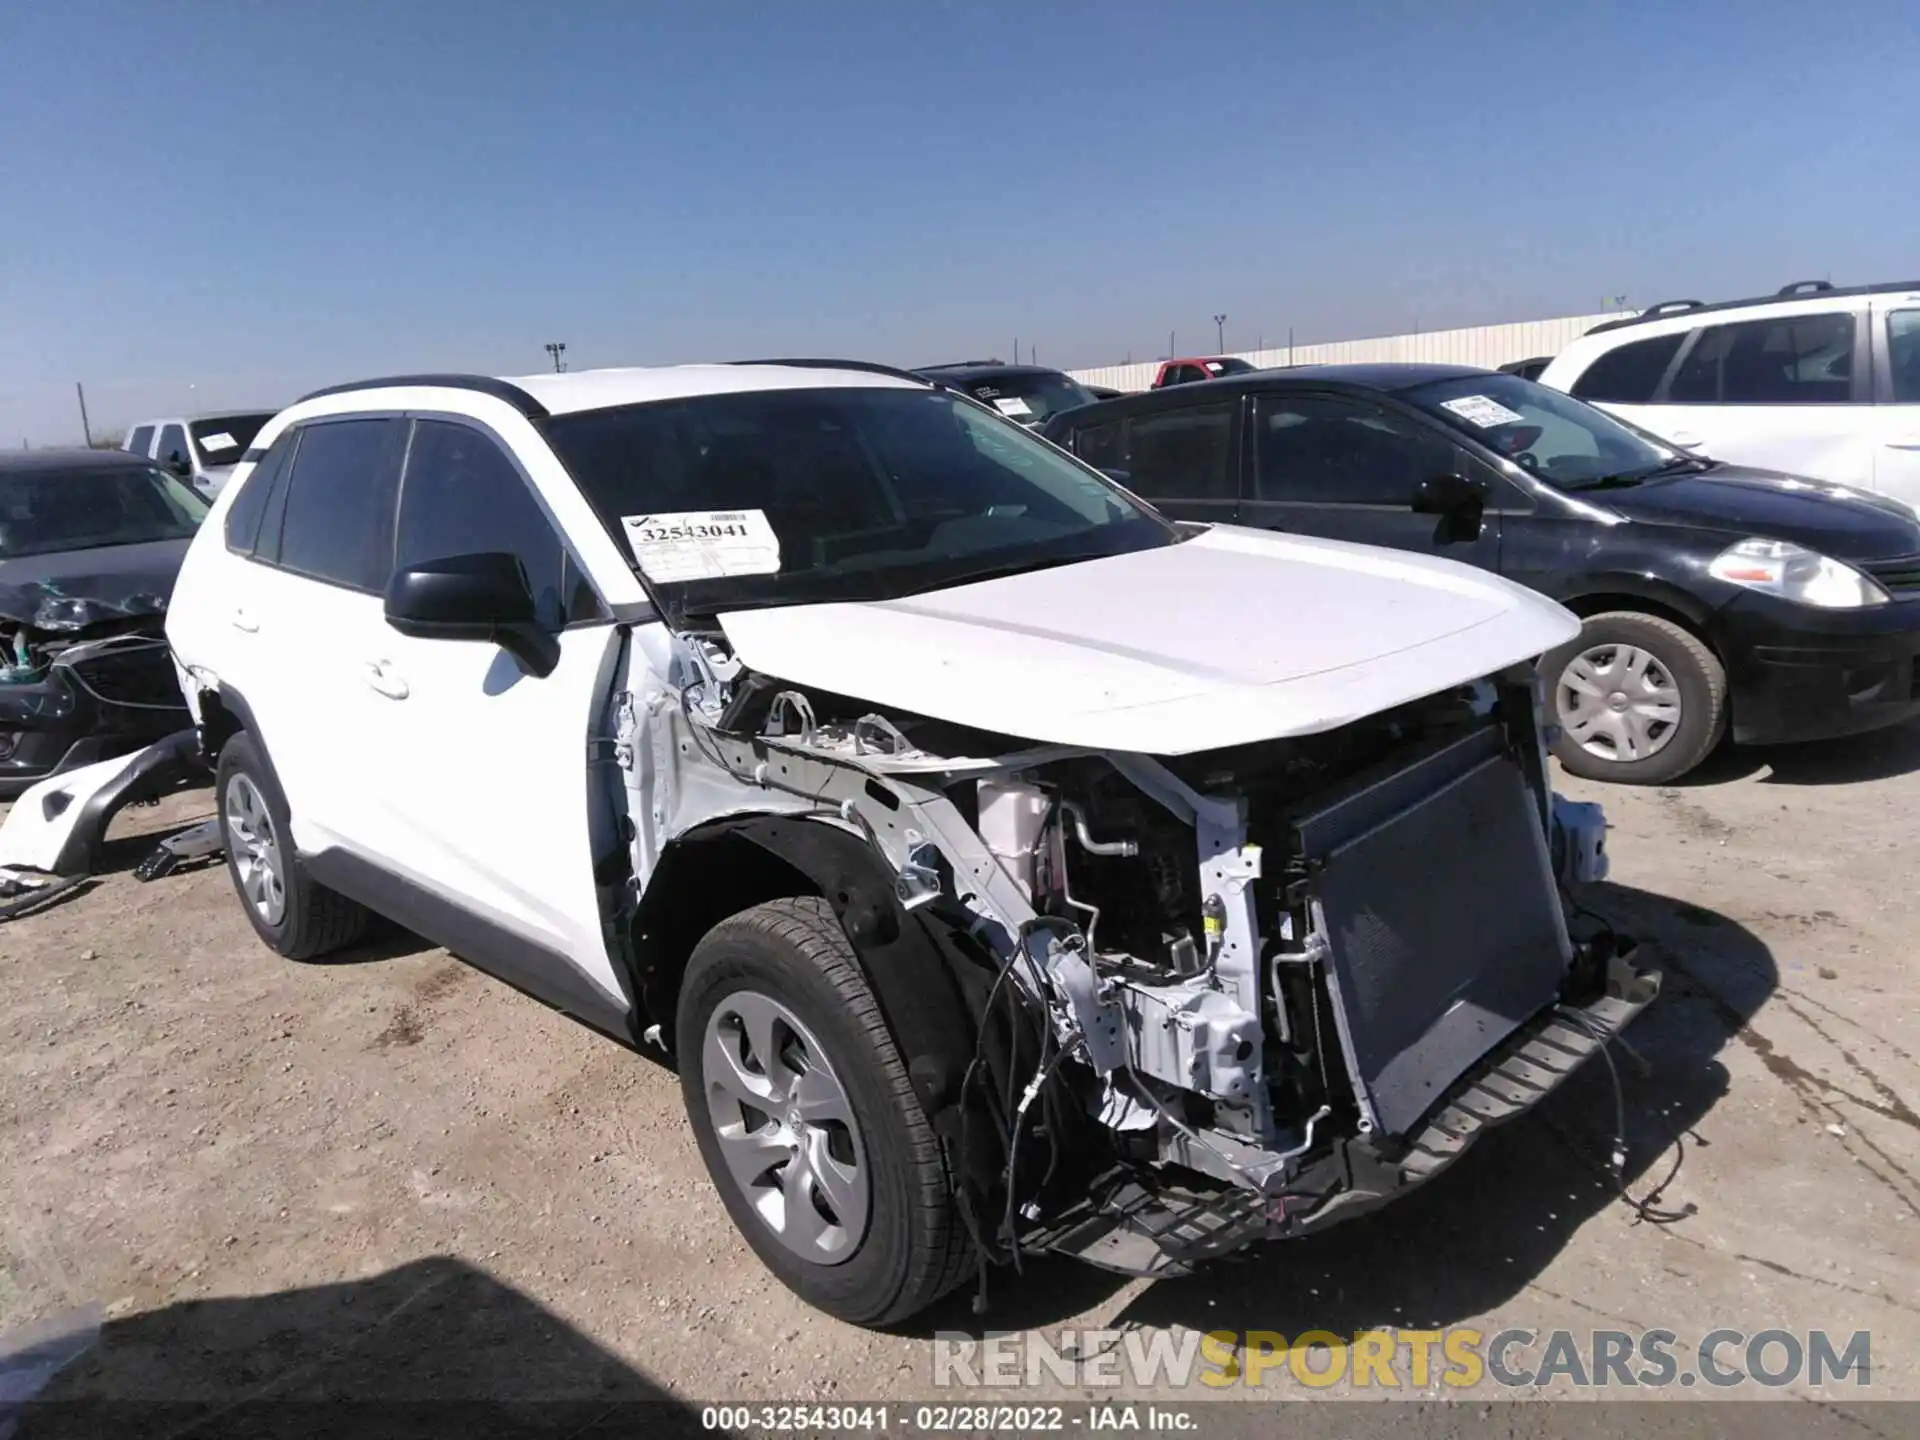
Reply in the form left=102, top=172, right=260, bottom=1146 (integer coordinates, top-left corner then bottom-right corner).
left=215, top=732, right=369, bottom=960
left=1545, top=611, right=1727, bottom=784
left=676, top=897, right=971, bottom=1326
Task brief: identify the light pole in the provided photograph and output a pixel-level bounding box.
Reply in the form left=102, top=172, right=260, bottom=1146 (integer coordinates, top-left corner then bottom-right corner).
left=544, top=342, right=568, bottom=373
left=1213, top=313, right=1227, bottom=352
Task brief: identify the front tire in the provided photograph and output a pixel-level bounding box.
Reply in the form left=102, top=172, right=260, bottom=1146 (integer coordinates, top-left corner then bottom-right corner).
left=215, top=732, right=369, bottom=960
left=676, top=897, right=970, bottom=1326
left=1545, top=611, right=1727, bottom=784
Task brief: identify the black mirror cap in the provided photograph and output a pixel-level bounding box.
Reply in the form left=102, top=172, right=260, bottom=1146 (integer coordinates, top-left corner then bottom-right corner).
left=385, top=551, right=535, bottom=639
left=1411, top=472, right=1491, bottom=515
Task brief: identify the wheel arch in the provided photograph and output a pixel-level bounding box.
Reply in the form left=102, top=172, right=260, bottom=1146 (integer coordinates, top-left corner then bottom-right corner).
left=1557, top=584, right=1722, bottom=657
left=629, top=815, right=983, bottom=1122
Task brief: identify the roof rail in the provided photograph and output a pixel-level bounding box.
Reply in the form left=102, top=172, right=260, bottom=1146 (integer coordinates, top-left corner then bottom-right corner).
left=295, top=373, right=549, bottom=418
left=1641, top=299, right=1706, bottom=318
left=730, top=358, right=936, bottom=387
left=1584, top=278, right=1920, bottom=336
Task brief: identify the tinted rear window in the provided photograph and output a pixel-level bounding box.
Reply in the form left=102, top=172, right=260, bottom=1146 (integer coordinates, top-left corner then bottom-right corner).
left=1569, top=333, right=1684, bottom=404
left=273, top=418, right=403, bottom=592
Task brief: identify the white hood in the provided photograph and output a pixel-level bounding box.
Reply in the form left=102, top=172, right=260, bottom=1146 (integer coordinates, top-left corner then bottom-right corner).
left=717, top=525, right=1579, bottom=755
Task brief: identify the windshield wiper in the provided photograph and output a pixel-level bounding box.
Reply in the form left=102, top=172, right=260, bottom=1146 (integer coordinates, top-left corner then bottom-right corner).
left=1564, top=453, right=1715, bottom=491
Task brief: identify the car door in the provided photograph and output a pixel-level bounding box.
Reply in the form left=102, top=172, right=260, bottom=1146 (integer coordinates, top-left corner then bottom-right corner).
left=1100, top=398, right=1241, bottom=526
left=239, top=415, right=409, bottom=861
left=1643, top=307, right=1875, bottom=486
left=357, top=415, right=629, bottom=1004
left=1236, top=390, right=1503, bottom=571
left=1871, top=298, right=1920, bottom=506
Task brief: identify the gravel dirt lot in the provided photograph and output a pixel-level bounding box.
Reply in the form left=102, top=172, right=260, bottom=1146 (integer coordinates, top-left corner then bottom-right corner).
left=2, top=726, right=1917, bottom=1426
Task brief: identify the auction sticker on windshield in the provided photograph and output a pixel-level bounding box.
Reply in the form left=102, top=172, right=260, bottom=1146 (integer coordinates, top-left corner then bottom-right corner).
left=198, top=432, right=238, bottom=452
left=1440, top=395, right=1527, bottom=428
left=992, top=396, right=1033, bottom=417
left=621, top=509, right=782, bottom=582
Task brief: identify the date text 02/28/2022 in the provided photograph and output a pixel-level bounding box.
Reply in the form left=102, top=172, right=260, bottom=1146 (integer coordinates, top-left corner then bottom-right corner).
left=698, top=1403, right=1198, bottom=1432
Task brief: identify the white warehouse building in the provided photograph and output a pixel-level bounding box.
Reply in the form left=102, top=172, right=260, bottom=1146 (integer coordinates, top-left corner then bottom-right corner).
left=1067, top=311, right=1621, bottom=393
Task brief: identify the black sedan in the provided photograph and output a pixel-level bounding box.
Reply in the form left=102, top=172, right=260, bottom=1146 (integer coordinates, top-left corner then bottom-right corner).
left=0, top=450, right=203, bottom=797
left=912, top=361, right=1103, bottom=429
left=1041, top=364, right=1920, bottom=783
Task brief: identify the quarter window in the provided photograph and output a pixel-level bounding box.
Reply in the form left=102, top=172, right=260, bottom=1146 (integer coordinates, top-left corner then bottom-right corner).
left=1569, top=333, right=1685, bottom=404
left=274, top=418, right=404, bottom=592
left=395, top=420, right=602, bottom=629
left=1124, top=402, right=1237, bottom=501
left=1253, top=394, right=1455, bottom=505
left=223, top=429, right=297, bottom=557
left=1889, top=310, right=1920, bottom=404
left=1667, top=313, right=1856, bottom=405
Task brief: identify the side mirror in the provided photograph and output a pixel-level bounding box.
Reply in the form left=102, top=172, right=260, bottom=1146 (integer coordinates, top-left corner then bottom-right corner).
left=165, top=450, right=192, bottom=477
left=1411, top=472, right=1491, bottom=542
left=384, top=551, right=559, bottom=678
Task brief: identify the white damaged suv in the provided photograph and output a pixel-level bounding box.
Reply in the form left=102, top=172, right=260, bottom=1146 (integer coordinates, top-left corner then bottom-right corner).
left=164, top=361, right=1655, bottom=1324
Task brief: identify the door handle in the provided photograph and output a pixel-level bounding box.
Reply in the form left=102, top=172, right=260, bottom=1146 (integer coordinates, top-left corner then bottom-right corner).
left=1885, top=438, right=1920, bottom=451
left=230, top=607, right=259, bottom=633
left=363, top=661, right=410, bottom=700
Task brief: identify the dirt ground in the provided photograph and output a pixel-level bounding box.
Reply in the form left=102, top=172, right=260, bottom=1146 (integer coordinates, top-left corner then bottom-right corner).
left=2, top=724, right=1917, bottom=1422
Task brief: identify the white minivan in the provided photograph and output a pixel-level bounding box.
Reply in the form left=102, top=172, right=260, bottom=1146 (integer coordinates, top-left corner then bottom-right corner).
left=1538, top=280, right=1920, bottom=505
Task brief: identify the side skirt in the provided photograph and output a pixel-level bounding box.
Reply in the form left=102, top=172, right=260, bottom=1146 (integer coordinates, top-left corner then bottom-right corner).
left=304, top=849, right=639, bottom=1051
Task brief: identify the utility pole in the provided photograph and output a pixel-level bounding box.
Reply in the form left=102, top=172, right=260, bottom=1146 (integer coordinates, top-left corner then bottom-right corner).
left=544, top=341, right=567, bottom=373
left=1013, top=337, right=1019, bottom=366
left=1168, top=329, right=1176, bottom=359
left=75, top=383, right=93, bottom=446
left=1214, top=313, right=1227, bottom=352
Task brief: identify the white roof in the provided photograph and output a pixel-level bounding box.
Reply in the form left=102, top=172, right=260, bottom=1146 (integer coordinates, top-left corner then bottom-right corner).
left=503, top=363, right=923, bottom=416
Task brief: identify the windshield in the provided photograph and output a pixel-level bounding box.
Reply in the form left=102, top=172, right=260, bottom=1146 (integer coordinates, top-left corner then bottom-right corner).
left=1203, top=358, right=1254, bottom=376
left=189, top=414, right=273, bottom=469
left=541, top=385, right=1175, bottom=616
left=951, top=371, right=1100, bottom=426
left=0, top=464, right=209, bottom=559
left=1400, top=372, right=1684, bottom=490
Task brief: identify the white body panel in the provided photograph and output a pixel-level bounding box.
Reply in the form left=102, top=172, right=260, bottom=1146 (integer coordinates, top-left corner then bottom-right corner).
left=717, top=524, right=1579, bottom=755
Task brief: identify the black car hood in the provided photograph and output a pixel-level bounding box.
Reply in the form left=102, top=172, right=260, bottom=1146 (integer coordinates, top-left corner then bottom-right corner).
left=0, top=537, right=191, bottom=632
left=1593, top=466, right=1920, bottom=561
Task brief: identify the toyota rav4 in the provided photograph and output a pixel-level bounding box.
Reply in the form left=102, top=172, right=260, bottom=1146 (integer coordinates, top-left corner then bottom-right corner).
left=160, top=361, right=1655, bottom=1325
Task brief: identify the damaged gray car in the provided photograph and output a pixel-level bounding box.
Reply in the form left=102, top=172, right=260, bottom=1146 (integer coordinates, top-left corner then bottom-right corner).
left=0, top=451, right=199, bottom=799
left=141, top=363, right=1655, bottom=1326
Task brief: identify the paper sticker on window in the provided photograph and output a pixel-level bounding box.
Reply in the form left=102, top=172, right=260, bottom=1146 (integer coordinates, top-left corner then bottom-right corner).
left=620, top=509, right=781, bottom=583
left=1440, top=395, right=1527, bottom=428
left=992, top=396, right=1033, bottom=417
left=198, top=432, right=237, bottom=452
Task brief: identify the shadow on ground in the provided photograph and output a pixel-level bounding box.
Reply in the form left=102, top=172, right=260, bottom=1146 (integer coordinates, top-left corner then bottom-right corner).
left=10, top=1257, right=709, bottom=1438
left=1670, top=717, right=1920, bottom=787
left=916, top=880, right=1776, bottom=1343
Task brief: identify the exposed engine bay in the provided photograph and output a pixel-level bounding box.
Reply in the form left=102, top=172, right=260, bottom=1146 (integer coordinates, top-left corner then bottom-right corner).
left=631, top=625, right=1652, bottom=1282
left=0, top=583, right=187, bottom=794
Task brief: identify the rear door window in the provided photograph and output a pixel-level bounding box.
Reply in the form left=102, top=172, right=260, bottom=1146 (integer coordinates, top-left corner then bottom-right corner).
left=1667, top=312, right=1857, bottom=404
left=1569, top=333, right=1685, bottom=404
left=1124, top=402, right=1237, bottom=500
left=273, top=418, right=405, bottom=592
left=125, top=426, right=154, bottom=457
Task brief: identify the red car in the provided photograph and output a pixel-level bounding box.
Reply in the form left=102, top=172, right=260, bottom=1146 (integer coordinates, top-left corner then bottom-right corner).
left=1151, top=355, right=1257, bottom=388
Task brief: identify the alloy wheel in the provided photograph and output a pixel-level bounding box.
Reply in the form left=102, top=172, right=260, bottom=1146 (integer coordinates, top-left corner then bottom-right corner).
left=224, top=772, right=287, bottom=926
left=701, top=990, right=869, bottom=1265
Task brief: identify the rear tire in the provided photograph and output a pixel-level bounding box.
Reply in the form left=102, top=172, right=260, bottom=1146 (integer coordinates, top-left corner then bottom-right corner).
left=1545, top=611, right=1726, bottom=784
left=676, top=897, right=971, bottom=1326
left=215, top=732, right=369, bottom=960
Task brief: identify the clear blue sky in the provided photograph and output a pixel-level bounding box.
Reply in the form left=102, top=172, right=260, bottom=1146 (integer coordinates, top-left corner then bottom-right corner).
left=3, top=0, right=1915, bottom=443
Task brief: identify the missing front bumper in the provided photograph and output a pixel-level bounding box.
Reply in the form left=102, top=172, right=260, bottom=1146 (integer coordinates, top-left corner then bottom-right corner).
left=1029, top=944, right=1662, bottom=1278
